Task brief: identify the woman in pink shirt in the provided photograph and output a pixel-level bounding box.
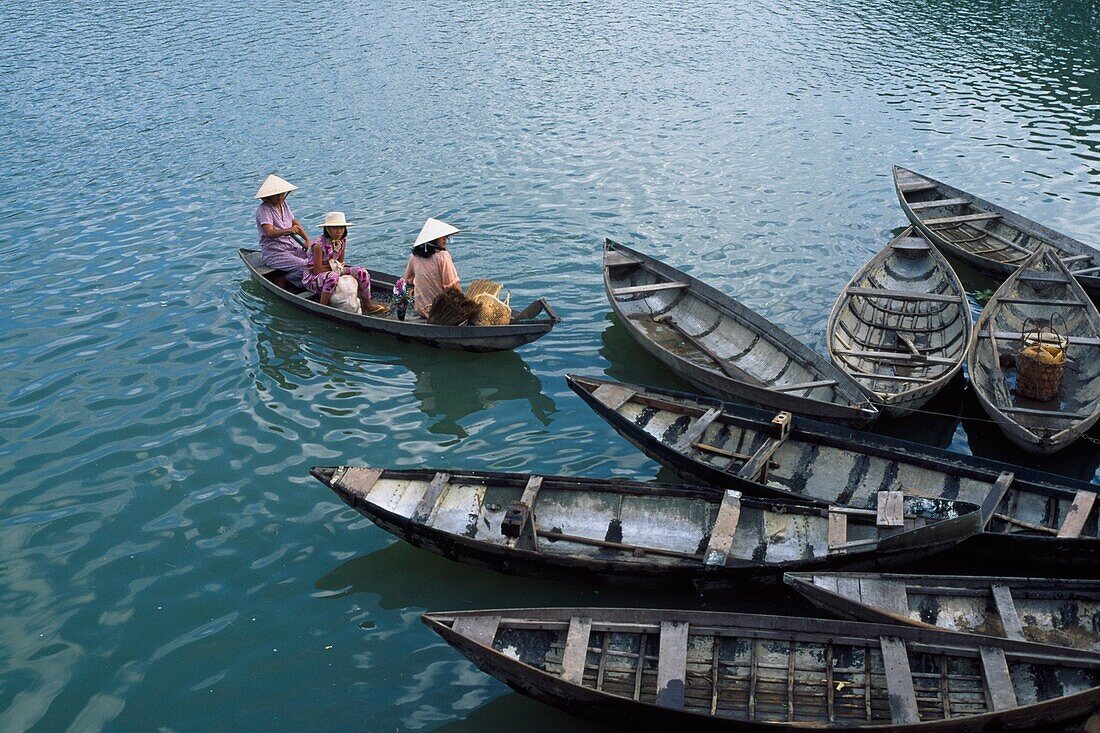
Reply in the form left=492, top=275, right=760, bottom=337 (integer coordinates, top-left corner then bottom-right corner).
left=402, top=218, right=461, bottom=319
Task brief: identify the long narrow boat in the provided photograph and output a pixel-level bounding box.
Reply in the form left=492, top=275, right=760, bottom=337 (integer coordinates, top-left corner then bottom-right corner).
left=968, top=246, right=1100, bottom=454
left=239, top=248, right=559, bottom=352
left=826, top=228, right=972, bottom=417
left=785, top=572, right=1100, bottom=653
left=567, top=374, right=1100, bottom=575
left=310, top=466, right=980, bottom=589
left=602, top=239, right=877, bottom=426
left=893, top=166, right=1100, bottom=296
left=424, top=606, right=1100, bottom=731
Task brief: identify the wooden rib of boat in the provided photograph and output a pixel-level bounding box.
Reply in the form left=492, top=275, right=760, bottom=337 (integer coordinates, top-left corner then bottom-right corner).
left=968, top=246, right=1100, bottom=454
left=424, top=605, right=1100, bottom=731
left=310, top=466, right=980, bottom=589
left=567, top=374, right=1100, bottom=575
left=826, top=228, right=972, bottom=418
left=602, top=239, right=877, bottom=426
left=785, top=572, right=1100, bottom=654
left=239, top=248, right=559, bottom=352
left=893, top=166, right=1100, bottom=296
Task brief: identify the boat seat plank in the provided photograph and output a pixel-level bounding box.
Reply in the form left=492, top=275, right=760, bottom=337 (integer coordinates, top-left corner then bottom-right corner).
left=996, top=297, right=1086, bottom=307
left=990, top=584, right=1025, bottom=642
left=704, top=490, right=742, bottom=567
left=1061, top=253, right=1094, bottom=264
left=846, top=287, right=961, bottom=303
left=411, top=472, right=452, bottom=525
left=332, top=467, right=384, bottom=499
left=591, top=384, right=636, bottom=411
left=876, top=491, right=905, bottom=527
left=899, top=180, right=937, bottom=193
left=1072, top=264, right=1100, bottom=276
left=772, top=378, right=837, bottom=393
left=907, top=197, right=971, bottom=211
left=828, top=511, right=847, bottom=550
left=999, top=406, right=1091, bottom=420
left=505, top=475, right=544, bottom=550
left=847, top=370, right=934, bottom=383
left=834, top=348, right=957, bottom=365
left=880, top=636, right=920, bottom=724
left=736, top=431, right=789, bottom=483
left=980, top=472, right=1014, bottom=527
left=656, top=621, right=689, bottom=709
left=673, top=407, right=723, bottom=453
left=1057, top=490, right=1097, bottom=539
left=453, top=615, right=501, bottom=647
left=923, top=212, right=1001, bottom=226
left=611, top=281, right=688, bottom=296
left=980, top=646, right=1019, bottom=711
left=604, top=250, right=641, bottom=268
left=561, top=616, right=593, bottom=684
left=860, top=578, right=909, bottom=616
left=1017, top=272, right=1072, bottom=285
left=891, top=236, right=932, bottom=251
left=978, top=331, right=1100, bottom=347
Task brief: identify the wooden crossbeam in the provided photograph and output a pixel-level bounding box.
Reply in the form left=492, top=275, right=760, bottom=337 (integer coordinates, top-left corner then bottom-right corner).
left=656, top=621, right=689, bottom=709
left=876, top=491, right=904, bottom=527
left=980, top=472, right=1014, bottom=527
left=977, top=331, right=1100, bottom=347
left=923, top=212, right=1000, bottom=226
left=1072, top=264, right=1100, bottom=276
left=1057, top=490, right=1097, bottom=539
left=591, top=383, right=636, bottom=411
left=772, top=378, right=837, bottom=393
left=907, top=197, right=970, bottom=210
left=704, top=490, right=742, bottom=567
left=880, top=636, right=920, bottom=724
left=505, top=475, right=544, bottom=551
left=1000, top=406, right=1090, bottom=420
left=846, top=287, right=961, bottom=303
left=835, top=348, right=956, bottom=365
left=736, top=432, right=789, bottom=484
left=611, top=281, right=688, bottom=296
left=561, top=617, right=593, bottom=684
left=980, top=646, right=1019, bottom=711
left=604, top=250, right=640, bottom=268
left=333, top=467, right=384, bottom=498
left=673, top=407, right=723, bottom=453
left=899, top=180, right=937, bottom=193
left=453, top=615, right=501, bottom=647
left=996, top=297, right=1085, bottom=307
left=411, top=472, right=452, bottom=525
left=990, top=584, right=1025, bottom=641
left=828, top=511, right=848, bottom=550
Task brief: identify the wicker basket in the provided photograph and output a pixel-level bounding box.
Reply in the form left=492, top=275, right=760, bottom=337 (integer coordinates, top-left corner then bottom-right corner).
left=470, top=292, right=512, bottom=326
left=1015, top=316, right=1067, bottom=402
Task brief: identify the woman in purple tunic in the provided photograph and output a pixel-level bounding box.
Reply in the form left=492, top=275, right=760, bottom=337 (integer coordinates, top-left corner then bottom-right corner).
left=254, top=174, right=311, bottom=286
left=303, top=211, right=385, bottom=313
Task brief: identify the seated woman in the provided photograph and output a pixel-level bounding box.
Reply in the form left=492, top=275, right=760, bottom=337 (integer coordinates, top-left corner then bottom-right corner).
left=402, top=218, right=461, bottom=319
left=255, top=174, right=311, bottom=286
left=303, top=211, right=384, bottom=313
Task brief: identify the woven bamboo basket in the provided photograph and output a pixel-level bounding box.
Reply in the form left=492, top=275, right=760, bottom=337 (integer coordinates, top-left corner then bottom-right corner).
left=470, top=292, right=512, bottom=326
left=1016, top=316, right=1067, bottom=402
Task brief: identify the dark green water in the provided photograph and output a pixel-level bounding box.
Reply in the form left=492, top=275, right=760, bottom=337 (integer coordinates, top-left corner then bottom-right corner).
left=1, top=0, right=1098, bottom=730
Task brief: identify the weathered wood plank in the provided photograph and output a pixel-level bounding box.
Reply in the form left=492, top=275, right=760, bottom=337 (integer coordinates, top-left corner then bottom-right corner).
left=979, top=472, right=1014, bottom=527
left=604, top=250, right=640, bottom=268
left=923, top=212, right=1000, bottom=226
left=673, top=407, right=723, bottom=453
left=876, top=491, right=904, bottom=527
left=591, top=383, right=636, bottom=411
left=980, top=646, right=1019, bottom=711
left=978, top=331, right=1100, bottom=347
left=996, top=297, right=1086, bottom=308
left=828, top=511, right=847, bottom=549
left=1057, top=490, right=1097, bottom=539
left=1000, top=405, right=1092, bottom=420
left=656, top=621, right=689, bottom=709
left=736, top=426, right=789, bottom=483
left=908, top=197, right=971, bottom=210
left=880, top=636, right=920, bottom=724
left=835, top=348, right=957, bottom=365
left=860, top=578, right=909, bottom=616
left=452, top=615, right=501, bottom=647
left=561, top=616, right=593, bottom=684
left=505, top=475, right=544, bottom=551
left=332, top=467, right=384, bottom=499
left=411, top=472, right=452, bottom=525
left=846, top=287, right=961, bottom=303
left=772, top=378, right=838, bottom=393
left=611, top=281, right=688, bottom=296
left=899, top=180, right=937, bottom=193
left=704, top=490, right=742, bottom=567
left=990, top=584, right=1025, bottom=642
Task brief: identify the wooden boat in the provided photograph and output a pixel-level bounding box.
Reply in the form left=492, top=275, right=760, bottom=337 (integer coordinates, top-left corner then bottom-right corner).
left=893, top=165, right=1100, bottom=296
left=567, top=374, right=1100, bottom=575
left=785, top=572, right=1100, bottom=654
left=602, top=239, right=877, bottom=426
left=826, top=228, right=972, bottom=418
left=967, top=245, right=1100, bottom=454
left=239, top=248, right=559, bottom=352
left=424, top=605, right=1100, bottom=731
left=310, top=466, right=980, bottom=589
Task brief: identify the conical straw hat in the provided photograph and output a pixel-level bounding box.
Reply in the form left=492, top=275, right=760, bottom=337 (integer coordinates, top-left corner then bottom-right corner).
left=320, top=211, right=355, bottom=228
left=254, top=174, right=298, bottom=199
left=414, top=218, right=460, bottom=246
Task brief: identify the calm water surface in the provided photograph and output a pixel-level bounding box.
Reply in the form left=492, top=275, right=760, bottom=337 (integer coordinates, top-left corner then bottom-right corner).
left=1, top=0, right=1098, bottom=730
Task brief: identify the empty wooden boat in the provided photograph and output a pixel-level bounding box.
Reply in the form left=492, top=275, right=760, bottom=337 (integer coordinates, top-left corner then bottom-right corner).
left=785, top=572, right=1100, bottom=654
left=567, top=374, right=1100, bottom=575
left=424, top=605, right=1100, bottom=731
left=893, top=166, right=1100, bottom=296
left=310, top=466, right=980, bottom=589
left=826, top=228, right=972, bottom=417
left=239, top=248, right=559, bottom=352
left=968, top=246, right=1100, bottom=454
left=603, top=239, right=877, bottom=426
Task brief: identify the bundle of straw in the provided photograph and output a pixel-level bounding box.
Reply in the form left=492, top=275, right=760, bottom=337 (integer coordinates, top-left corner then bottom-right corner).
left=465, top=279, right=504, bottom=299
left=427, top=288, right=479, bottom=325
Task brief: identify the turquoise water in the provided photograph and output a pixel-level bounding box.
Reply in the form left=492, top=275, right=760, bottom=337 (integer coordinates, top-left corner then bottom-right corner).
left=1, top=0, right=1098, bottom=730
